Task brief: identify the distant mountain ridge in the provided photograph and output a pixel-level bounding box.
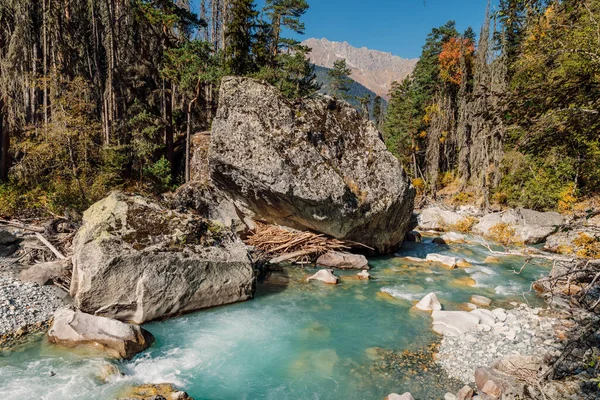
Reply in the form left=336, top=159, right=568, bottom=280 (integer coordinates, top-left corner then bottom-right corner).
left=302, top=38, right=418, bottom=99
left=312, top=65, right=385, bottom=118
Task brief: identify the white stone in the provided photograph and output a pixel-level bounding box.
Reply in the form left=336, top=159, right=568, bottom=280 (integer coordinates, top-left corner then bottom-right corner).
left=357, top=270, right=370, bottom=280
left=444, top=393, right=458, bottom=400
left=466, top=302, right=478, bottom=310
left=426, top=253, right=457, bottom=268
left=441, top=232, right=467, bottom=243
left=470, top=295, right=492, bottom=307
left=386, top=393, right=415, bottom=400
left=470, top=309, right=495, bottom=326
left=503, top=329, right=517, bottom=341
left=431, top=311, right=480, bottom=337
left=477, top=323, right=492, bottom=332
left=414, top=292, right=442, bottom=311
left=307, top=269, right=338, bottom=285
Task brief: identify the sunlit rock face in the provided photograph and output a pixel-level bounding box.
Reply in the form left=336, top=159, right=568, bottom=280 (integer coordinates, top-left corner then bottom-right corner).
left=70, top=192, right=255, bottom=324
left=208, top=76, right=415, bottom=253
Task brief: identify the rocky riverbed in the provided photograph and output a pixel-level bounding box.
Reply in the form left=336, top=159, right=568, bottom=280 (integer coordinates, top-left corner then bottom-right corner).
left=437, top=303, right=563, bottom=384
left=0, top=273, right=67, bottom=347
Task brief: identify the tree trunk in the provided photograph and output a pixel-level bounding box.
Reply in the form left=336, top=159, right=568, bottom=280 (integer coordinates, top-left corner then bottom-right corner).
left=164, top=80, right=174, bottom=170
left=0, top=101, right=9, bottom=182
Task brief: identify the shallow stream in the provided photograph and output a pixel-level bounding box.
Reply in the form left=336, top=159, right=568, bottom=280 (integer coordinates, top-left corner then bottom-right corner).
left=0, top=236, right=550, bottom=399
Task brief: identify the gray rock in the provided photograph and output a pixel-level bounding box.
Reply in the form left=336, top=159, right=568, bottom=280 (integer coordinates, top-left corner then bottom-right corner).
left=70, top=192, right=255, bottom=324
left=315, top=251, right=369, bottom=270
left=405, top=231, right=422, bottom=243
left=471, top=295, right=492, bottom=307
left=0, top=243, right=18, bottom=257
left=475, top=367, right=522, bottom=398
left=48, top=308, right=154, bottom=359
left=544, top=229, right=600, bottom=254
left=0, top=229, right=17, bottom=245
left=172, top=183, right=252, bottom=236
left=19, top=259, right=71, bottom=286
left=491, top=354, right=546, bottom=377
left=417, top=206, right=465, bottom=231
left=473, top=209, right=563, bottom=244
left=456, top=385, right=474, bottom=400
left=208, top=77, right=415, bottom=253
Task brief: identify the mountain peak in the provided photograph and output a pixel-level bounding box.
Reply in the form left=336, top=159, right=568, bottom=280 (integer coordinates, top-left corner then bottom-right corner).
left=302, top=38, right=418, bottom=99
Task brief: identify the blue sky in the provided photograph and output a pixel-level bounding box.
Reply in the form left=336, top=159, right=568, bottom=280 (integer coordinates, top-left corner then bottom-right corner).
left=191, top=1, right=497, bottom=59
left=259, top=0, right=497, bottom=59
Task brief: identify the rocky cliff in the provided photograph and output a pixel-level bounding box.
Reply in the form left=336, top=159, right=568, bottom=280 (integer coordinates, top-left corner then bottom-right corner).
left=207, top=77, right=415, bottom=253
left=303, top=38, right=418, bottom=99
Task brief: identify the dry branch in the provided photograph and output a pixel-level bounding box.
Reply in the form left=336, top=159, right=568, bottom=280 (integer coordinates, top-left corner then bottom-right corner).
left=245, top=222, right=357, bottom=264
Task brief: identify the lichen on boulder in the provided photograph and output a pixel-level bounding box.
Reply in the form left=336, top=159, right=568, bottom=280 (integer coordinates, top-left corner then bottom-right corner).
left=70, top=191, right=255, bottom=324
left=206, top=76, right=415, bottom=253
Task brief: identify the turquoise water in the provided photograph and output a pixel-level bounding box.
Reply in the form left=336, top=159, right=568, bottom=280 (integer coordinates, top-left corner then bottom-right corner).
left=0, top=236, right=549, bottom=399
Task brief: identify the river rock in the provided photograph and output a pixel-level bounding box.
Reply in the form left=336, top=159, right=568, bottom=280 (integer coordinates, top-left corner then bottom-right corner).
left=470, top=309, right=495, bottom=326
left=316, top=251, right=369, bottom=270
left=357, top=270, right=370, bottom=280
left=544, top=229, right=600, bottom=254
left=48, top=308, right=154, bottom=359
left=471, top=295, right=492, bottom=307
left=405, top=231, right=422, bottom=242
left=456, top=385, right=474, bottom=400
left=70, top=192, right=255, bottom=324
left=385, top=393, right=415, bottom=400
left=431, top=311, right=480, bottom=336
left=475, top=367, right=521, bottom=398
left=414, top=292, right=442, bottom=311
left=306, top=269, right=338, bottom=284
left=417, top=206, right=464, bottom=231
left=441, top=232, right=467, bottom=243
left=117, top=383, right=192, bottom=400
left=426, top=253, right=457, bottom=268
left=432, top=237, right=447, bottom=245
left=484, top=256, right=501, bottom=264
left=207, top=77, right=415, bottom=253
left=0, top=229, right=17, bottom=245
left=473, top=209, right=563, bottom=244
left=19, top=259, right=71, bottom=286
left=491, top=354, right=546, bottom=377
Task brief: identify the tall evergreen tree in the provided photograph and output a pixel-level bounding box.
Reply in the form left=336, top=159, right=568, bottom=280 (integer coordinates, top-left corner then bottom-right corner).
left=225, top=0, right=257, bottom=75
left=328, top=59, right=352, bottom=100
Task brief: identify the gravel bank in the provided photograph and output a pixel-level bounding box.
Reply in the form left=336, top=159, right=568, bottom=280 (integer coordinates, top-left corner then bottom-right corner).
left=0, top=274, right=68, bottom=347
left=437, top=303, right=564, bottom=384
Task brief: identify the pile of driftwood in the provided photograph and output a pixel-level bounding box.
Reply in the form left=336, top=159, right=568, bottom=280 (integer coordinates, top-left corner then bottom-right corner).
left=0, top=218, right=75, bottom=291
left=246, top=222, right=361, bottom=264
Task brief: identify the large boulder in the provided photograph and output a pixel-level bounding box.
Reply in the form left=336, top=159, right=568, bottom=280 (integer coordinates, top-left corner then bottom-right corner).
left=417, top=206, right=464, bottom=231
left=48, top=308, right=154, bottom=359
left=70, top=192, right=255, bottom=324
left=208, top=77, right=415, bottom=253
left=473, top=209, right=564, bottom=244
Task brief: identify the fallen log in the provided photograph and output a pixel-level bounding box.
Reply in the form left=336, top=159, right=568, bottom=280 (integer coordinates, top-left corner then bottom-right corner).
left=35, top=232, right=67, bottom=260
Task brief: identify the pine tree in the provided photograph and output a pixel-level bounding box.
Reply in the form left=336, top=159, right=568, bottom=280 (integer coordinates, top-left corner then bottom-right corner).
left=373, top=96, right=383, bottom=127
left=225, top=0, right=258, bottom=75
left=328, top=59, right=352, bottom=100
